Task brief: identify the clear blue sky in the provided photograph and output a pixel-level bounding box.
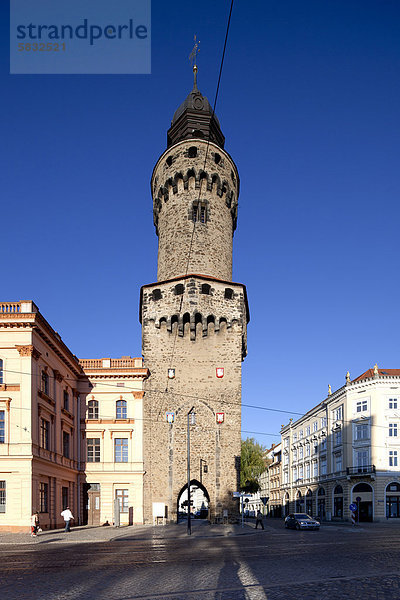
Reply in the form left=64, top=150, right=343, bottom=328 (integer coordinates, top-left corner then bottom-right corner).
left=1, top=0, right=400, bottom=447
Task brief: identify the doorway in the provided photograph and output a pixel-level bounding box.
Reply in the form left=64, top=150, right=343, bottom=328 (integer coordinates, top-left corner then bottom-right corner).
left=177, top=480, right=210, bottom=522
left=87, top=483, right=101, bottom=525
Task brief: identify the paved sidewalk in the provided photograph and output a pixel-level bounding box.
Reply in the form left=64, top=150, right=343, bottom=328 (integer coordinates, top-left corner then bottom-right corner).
left=0, top=520, right=255, bottom=546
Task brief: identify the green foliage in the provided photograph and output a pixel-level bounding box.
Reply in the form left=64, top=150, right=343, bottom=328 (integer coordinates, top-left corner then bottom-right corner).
left=240, top=438, right=266, bottom=493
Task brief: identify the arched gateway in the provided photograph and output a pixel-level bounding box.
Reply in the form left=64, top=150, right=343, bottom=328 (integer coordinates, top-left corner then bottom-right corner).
left=177, top=480, right=210, bottom=521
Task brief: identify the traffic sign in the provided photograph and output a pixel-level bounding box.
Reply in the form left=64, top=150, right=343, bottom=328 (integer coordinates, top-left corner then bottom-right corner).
left=349, top=503, right=357, bottom=512
left=233, top=492, right=241, bottom=498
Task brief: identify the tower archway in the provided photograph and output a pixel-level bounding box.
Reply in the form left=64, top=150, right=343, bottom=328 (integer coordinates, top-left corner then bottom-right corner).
left=177, top=479, right=210, bottom=522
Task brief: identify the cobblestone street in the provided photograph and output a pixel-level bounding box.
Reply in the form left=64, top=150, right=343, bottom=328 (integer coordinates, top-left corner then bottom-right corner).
left=1, top=519, right=400, bottom=599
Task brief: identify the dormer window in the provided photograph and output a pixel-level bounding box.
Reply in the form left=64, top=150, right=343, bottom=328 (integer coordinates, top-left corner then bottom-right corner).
left=192, top=201, right=207, bottom=224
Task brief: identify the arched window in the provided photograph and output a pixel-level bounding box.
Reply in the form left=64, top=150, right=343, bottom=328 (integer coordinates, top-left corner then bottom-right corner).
left=214, top=153, right=221, bottom=165
left=174, top=284, right=184, bottom=295
left=0, top=359, right=3, bottom=384
left=188, top=146, right=198, bottom=158
left=88, top=399, right=99, bottom=420
left=201, top=284, right=211, bottom=295
left=318, top=487, right=325, bottom=496
left=166, top=156, right=173, bottom=167
left=353, top=482, right=372, bottom=493
left=386, top=482, right=400, bottom=492
left=116, top=399, right=127, bottom=419
left=334, top=485, right=343, bottom=495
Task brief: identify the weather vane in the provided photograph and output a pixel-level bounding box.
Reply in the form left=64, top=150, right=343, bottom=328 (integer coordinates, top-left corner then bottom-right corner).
left=189, top=35, right=200, bottom=67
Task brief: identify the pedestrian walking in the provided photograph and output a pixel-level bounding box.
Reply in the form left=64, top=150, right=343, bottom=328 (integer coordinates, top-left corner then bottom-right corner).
left=61, top=506, right=74, bottom=532
left=31, top=512, right=39, bottom=537
left=255, top=510, right=264, bottom=530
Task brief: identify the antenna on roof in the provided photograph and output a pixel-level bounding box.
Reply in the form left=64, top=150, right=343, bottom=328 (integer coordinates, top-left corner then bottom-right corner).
left=189, top=35, right=200, bottom=90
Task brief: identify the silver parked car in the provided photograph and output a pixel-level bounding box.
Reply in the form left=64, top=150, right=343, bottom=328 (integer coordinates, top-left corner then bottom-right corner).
left=284, top=513, right=320, bottom=530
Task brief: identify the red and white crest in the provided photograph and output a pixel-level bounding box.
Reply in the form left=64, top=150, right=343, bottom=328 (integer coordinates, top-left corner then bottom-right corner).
left=216, top=412, right=224, bottom=424
left=216, top=367, right=224, bottom=378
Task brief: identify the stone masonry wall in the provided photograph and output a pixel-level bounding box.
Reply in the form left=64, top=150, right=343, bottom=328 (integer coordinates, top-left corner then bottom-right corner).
left=141, top=277, right=247, bottom=523
left=151, top=140, right=239, bottom=282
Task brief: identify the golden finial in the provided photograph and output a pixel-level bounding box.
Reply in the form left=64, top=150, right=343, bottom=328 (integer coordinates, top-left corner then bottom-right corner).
left=346, top=371, right=351, bottom=383
left=328, top=384, right=332, bottom=396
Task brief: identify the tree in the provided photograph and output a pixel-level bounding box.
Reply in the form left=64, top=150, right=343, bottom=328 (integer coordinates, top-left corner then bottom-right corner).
left=240, top=437, right=266, bottom=493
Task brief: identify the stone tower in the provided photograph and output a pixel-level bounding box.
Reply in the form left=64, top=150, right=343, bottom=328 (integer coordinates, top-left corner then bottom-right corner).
left=140, top=70, right=249, bottom=523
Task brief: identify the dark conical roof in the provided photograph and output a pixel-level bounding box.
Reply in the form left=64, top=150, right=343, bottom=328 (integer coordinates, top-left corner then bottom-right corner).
left=167, top=72, right=225, bottom=149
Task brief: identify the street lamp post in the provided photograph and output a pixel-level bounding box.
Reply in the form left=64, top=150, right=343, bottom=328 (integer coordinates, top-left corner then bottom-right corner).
left=187, top=406, right=195, bottom=536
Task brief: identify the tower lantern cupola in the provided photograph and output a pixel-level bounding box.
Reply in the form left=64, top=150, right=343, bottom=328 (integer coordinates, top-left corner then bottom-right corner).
left=167, top=67, right=225, bottom=149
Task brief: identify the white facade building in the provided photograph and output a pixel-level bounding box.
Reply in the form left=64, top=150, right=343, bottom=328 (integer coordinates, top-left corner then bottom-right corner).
left=281, top=366, right=400, bottom=522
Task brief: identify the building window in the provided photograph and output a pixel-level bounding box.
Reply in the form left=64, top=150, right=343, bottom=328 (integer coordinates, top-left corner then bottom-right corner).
left=306, top=444, right=310, bottom=457
left=313, top=444, right=318, bottom=455
left=192, top=201, right=207, bottom=224
left=62, top=486, right=69, bottom=510
left=0, top=410, right=5, bottom=444
left=299, top=430, right=303, bottom=439
left=389, top=423, right=398, bottom=437
left=115, top=489, right=129, bottom=513
left=0, top=359, right=3, bottom=384
left=321, top=416, right=327, bottom=428
left=40, top=419, right=49, bottom=450
left=63, top=390, right=69, bottom=411
left=88, top=399, right=99, bottom=419
left=152, top=289, right=162, bottom=301
left=188, top=146, right=197, bottom=158
left=389, top=398, right=398, bottom=409
left=320, top=438, right=327, bottom=452
left=87, top=438, right=100, bottom=463
left=355, top=424, right=369, bottom=440
left=334, top=430, right=342, bottom=446
left=334, top=453, right=342, bottom=472
left=63, top=431, right=70, bottom=458
left=0, top=480, right=5, bottom=513
left=389, top=450, right=398, bottom=467
left=224, top=288, right=233, bottom=300
left=299, top=446, right=303, bottom=459
left=313, top=462, right=318, bottom=477
left=355, top=450, right=369, bottom=467
left=40, top=482, right=48, bottom=513
left=306, top=464, right=310, bottom=479
left=356, top=400, right=368, bottom=413
left=293, top=432, right=297, bottom=442
left=41, top=370, right=49, bottom=395
left=293, top=449, right=297, bottom=461
left=116, top=399, right=127, bottom=419
left=174, top=284, right=184, bottom=295
left=333, top=406, right=343, bottom=421
left=313, top=421, right=318, bottom=432
left=284, top=437, right=289, bottom=448
left=201, top=283, right=211, bottom=295
left=299, top=466, right=303, bottom=480
left=115, top=438, right=128, bottom=463
left=320, top=458, right=327, bottom=475
left=306, top=426, right=310, bottom=437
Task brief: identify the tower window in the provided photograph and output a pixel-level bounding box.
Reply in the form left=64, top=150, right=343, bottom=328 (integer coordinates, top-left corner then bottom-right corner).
left=174, top=284, right=184, bottom=295
left=201, top=284, right=211, bottom=295
left=152, top=289, right=162, bottom=301
left=192, top=201, right=207, bottom=224
left=188, top=146, right=198, bottom=158
left=224, top=288, right=233, bottom=300
left=214, top=153, right=221, bottom=165
left=166, top=156, right=173, bottom=167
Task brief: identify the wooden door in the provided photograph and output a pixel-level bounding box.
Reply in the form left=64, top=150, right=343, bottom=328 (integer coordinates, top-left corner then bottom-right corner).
left=88, top=491, right=100, bottom=525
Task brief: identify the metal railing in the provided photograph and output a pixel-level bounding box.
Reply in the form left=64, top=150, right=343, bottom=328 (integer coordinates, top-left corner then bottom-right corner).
left=346, top=465, right=376, bottom=476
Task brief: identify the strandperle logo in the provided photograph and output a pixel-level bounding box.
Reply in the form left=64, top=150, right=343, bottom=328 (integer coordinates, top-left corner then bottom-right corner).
left=16, top=19, right=148, bottom=46
left=10, top=0, right=151, bottom=74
